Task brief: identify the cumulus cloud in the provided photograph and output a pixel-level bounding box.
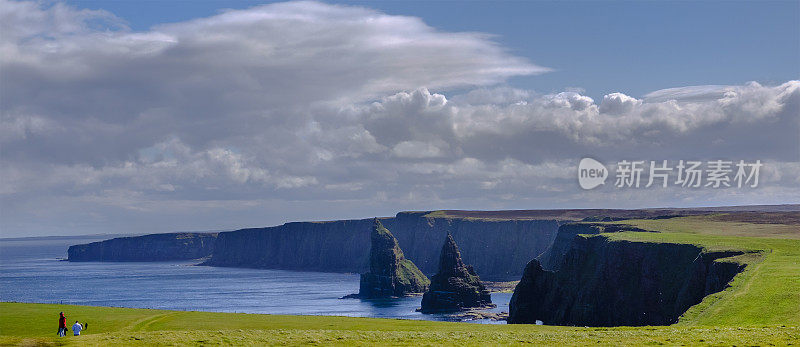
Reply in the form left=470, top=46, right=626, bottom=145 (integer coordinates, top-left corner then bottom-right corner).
left=0, top=0, right=798, bottom=237
left=392, top=141, right=447, bottom=159
left=355, top=81, right=798, bottom=162
left=598, top=92, right=641, bottom=114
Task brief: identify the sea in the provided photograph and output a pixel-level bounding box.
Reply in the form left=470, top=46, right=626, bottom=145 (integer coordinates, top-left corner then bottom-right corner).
left=0, top=236, right=511, bottom=324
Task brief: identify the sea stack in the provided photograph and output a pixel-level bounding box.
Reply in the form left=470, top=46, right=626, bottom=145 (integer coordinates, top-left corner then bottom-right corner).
left=358, top=219, right=430, bottom=298
left=419, top=233, right=494, bottom=313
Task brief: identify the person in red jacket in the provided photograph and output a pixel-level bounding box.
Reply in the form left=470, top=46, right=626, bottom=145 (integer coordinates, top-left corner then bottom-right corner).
left=57, top=312, right=67, bottom=337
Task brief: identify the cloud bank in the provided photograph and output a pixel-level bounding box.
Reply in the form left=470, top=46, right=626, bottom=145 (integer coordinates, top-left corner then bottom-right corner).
left=1, top=0, right=797, bottom=236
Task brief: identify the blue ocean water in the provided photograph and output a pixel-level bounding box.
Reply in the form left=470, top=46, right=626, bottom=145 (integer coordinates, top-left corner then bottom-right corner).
left=0, top=236, right=510, bottom=323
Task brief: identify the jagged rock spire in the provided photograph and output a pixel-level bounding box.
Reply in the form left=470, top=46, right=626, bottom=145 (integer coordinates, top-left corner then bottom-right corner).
left=368, top=219, right=402, bottom=276
left=357, top=218, right=429, bottom=298
left=419, top=233, right=494, bottom=313
left=437, top=232, right=467, bottom=278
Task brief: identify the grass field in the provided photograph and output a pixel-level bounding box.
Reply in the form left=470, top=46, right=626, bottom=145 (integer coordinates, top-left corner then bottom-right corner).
left=1, top=302, right=798, bottom=346
left=1, top=213, right=798, bottom=345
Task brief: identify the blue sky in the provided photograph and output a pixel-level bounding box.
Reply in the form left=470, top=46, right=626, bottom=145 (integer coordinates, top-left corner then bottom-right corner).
left=2, top=0, right=798, bottom=236
left=64, top=0, right=800, bottom=99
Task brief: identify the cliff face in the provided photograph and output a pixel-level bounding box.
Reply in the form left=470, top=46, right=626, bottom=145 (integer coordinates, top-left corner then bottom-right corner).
left=509, top=234, right=746, bottom=326
left=201, top=219, right=372, bottom=273
left=68, top=233, right=217, bottom=262
left=359, top=219, right=429, bottom=298
left=536, top=223, right=604, bottom=271
left=419, top=234, right=493, bottom=313
left=537, top=223, right=650, bottom=271
left=204, top=212, right=560, bottom=280
left=388, top=213, right=560, bottom=280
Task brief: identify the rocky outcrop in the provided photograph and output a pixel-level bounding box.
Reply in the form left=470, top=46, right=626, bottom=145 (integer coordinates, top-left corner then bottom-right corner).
left=509, top=234, right=747, bottom=326
left=204, top=212, right=561, bottom=280
left=537, top=223, right=651, bottom=271
left=65, top=207, right=790, bottom=272
left=536, top=223, right=605, bottom=271
left=357, top=219, right=429, bottom=298
left=68, top=233, right=217, bottom=262
left=419, top=234, right=494, bottom=313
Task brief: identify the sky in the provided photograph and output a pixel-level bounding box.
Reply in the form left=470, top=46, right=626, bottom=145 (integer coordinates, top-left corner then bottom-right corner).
left=1, top=0, right=798, bottom=237
left=59, top=0, right=800, bottom=99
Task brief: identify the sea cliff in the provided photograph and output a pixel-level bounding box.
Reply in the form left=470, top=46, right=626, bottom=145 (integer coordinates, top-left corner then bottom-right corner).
left=68, top=233, right=217, bottom=262
left=203, top=212, right=560, bottom=280
left=537, top=223, right=650, bottom=271
left=508, top=231, right=747, bottom=326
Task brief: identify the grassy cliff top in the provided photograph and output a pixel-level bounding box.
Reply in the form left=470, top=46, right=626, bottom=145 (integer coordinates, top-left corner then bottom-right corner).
left=424, top=205, right=800, bottom=221
left=594, top=213, right=800, bottom=326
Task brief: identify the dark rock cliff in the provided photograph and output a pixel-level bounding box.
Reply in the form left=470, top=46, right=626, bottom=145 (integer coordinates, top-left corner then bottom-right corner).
left=536, top=223, right=605, bottom=271
left=358, top=219, right=429, bottom=298
left=509, top=233, right=747, bottom=326
left=201, top=219, right=373, bottom=273
left=68, top=233, right=217, bottom=262
left=537, top=223, right=650, bottom=271
left=203, top=212, right=560, bottom=280
left=419, top=234, right=494, bottom=313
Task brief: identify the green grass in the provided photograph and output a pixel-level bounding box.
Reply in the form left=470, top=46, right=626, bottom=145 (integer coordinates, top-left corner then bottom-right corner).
left=2, top=213, right=798, bottom=345
left=1, top=302, right=798, bottom=346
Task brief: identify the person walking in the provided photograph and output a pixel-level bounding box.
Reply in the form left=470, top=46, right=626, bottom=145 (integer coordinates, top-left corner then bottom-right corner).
left=57, top=312, right=67, bottom=337
left=72, top=321, right=83, bottom=336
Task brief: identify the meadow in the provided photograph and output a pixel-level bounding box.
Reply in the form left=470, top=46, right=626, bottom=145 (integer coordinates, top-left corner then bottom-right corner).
left=1, top=302, right=798, bottom=346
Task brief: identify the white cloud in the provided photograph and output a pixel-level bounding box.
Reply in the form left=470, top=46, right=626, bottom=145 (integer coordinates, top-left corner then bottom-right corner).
left=0, top=113, right=59, bottom=142
left=598, top=92, right=641, bottom=114
left=392, top=141, right=446, bottom=159
left=0, top=0, right=798, bottom=237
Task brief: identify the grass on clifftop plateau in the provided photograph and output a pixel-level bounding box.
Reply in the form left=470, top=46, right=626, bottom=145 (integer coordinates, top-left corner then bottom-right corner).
left=1, top=213, right=799, bottom=346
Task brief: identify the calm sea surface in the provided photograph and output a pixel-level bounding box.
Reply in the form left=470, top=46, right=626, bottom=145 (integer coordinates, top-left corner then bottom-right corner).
left=0, top=236, right=510, bottom=323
